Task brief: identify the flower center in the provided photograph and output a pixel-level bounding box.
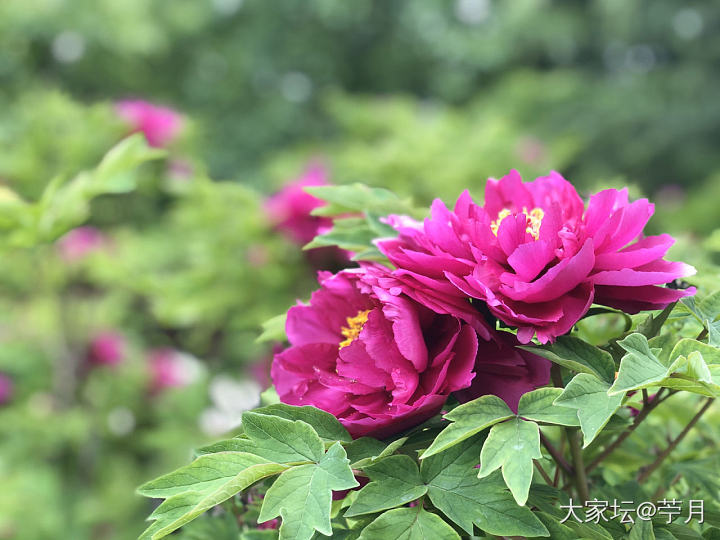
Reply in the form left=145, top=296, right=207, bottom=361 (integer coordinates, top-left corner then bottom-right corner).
left=339, top=309, right=371, bottom=349
left=490, top=207, right=545, bottom=240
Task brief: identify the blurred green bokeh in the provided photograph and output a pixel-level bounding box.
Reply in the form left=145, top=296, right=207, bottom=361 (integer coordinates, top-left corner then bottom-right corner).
left=1, top=1, right=719, bottom=539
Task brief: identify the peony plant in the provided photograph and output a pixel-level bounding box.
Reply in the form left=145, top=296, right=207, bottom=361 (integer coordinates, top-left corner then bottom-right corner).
left=138, top=172, right=719, bottom=540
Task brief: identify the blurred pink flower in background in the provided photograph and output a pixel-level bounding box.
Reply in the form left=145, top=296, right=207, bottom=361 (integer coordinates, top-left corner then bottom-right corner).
left=115, top=99, right=184, bottom=148
left=516, top=136, right=547, bottom=166
left=264, top=163, right=333, bottom=245
left=655, top=184, right=686, bottom=210
left=167, top=158, right=194, bottom=181
left=57, top=226, right=106, bottom=261
left=148, top=348, right=202, bottom=393
left=88, top=331, right=126, bottom=367
left=0, top=373, right=13, bottom=405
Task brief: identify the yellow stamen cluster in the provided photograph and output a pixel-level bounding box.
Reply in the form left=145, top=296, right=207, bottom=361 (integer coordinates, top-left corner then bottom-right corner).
left=490, top=207, right=545, bottom=240
left=339, top=309, right=371, bottom=349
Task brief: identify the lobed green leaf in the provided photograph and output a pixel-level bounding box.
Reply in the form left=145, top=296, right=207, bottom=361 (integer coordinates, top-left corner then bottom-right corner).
left=476, top=418, right=542, bottom=506
left=554, top=373, right=625, bottom=447
left=420, top=395, right=514, bottom=459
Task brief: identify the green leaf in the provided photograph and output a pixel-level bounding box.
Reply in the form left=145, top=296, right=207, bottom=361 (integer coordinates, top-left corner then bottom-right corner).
left=477, top=418, right=541, bottom=506
left=92, top=133, right=165, bottom=189
left=608, top=333, right=668, bottom=395
left=660, top=523, right=703, bottom=540
left=257, top=313, right=287, bottom=343
left=422, top=435, right=548, bottom=537
left=517, top=388, right=581, bottom=426
left=241, top=411, right=325, bottom=463
left=629, top=520, right=656, bottom=540
left=139, top=493, right=197, bottom=540
left=637, top=302, right=678, bottom=339
left=305, top=183, right=416, bottom=218
left=345, top=455, right=427, bottom=517
left=554, top=373, right=625, bottom=447
left=707, top=320, right=720, bottom=348
left=681, top=292, right=720, bottom=325
left=250, top=404, right=352, bottom=443
left=347, top=437, right=408, bottom=468
left=534, top=512, right=576, bottom=540
left=654, top=530, right=678, bottom=540
left=259, top=443, right=358, bottom=540
left=522, top=336, right=616, bottom=382
left=35, top=134, right=164, bottom=242
left=304, top=217, right=377, bottom=253
left=610, top=337, right=720, bottom=398
left=420, top=395, right=514, bottom=459
left=195, top=437, right=256, bottom=456
left=138, top=452, right=281, bottom=498
left=669, top=339, right=720, bottom=369
left=357, top=506, right=460, bottom=540
left=139, top=456, right=288, bottom=539
left=699, top=290, right=720, bottom=323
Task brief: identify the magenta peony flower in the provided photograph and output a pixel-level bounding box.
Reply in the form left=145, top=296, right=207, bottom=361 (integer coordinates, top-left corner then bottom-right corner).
left=115, top=99, right=183, bottom=148
left=271, top=267, right=478, bottom=438
left=378, top=170, right=695, bottom=343
left=454, top=330, right=550, bottom=412
left=88, top=331, right=126, bottom=367
left=265, top=164, right=333, bottom=246
left=57, top=226, right=106, bottom=261
left=0, top=373, right=12, bottom=405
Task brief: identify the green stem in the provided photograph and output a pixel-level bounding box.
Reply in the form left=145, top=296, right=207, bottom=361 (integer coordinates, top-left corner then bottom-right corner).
left=637, top=398, right=714, bottom=483
left=533, top=460, right=553, bottom=485
left=568, top=429, right=589, bottom=503
left=586, top=388, right=670, bottom=473
left=540, top=432, right=573, bottom=475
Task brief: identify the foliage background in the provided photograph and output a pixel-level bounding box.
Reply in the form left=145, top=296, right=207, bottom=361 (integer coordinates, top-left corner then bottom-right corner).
left=1, top=1, right=719, bottom=539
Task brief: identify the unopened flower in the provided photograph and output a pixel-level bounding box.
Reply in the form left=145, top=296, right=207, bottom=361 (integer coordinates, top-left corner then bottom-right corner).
left=272, top=267, right=478, bottom=438
left=378, top=170, right=695, bottom=343
left=115, top=99, right=184, bottom=148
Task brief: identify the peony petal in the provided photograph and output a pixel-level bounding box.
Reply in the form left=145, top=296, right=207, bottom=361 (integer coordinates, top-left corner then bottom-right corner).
left=594, top=234, right=675, bottom=270
left=595, top=284, right=696, bottom=313
left=499, top=238, right=594, bottom=303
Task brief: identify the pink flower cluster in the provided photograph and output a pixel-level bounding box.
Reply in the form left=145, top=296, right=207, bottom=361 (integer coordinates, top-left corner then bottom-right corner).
left=271, top=171, right=694, bottom=439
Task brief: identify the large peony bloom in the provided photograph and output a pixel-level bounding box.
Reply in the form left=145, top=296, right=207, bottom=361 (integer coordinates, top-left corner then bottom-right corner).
left=378, top=170, right=695, bottom=344
left=271, top=268, right=478, bottom=438
left=115, top=99, right=183, bottom=148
